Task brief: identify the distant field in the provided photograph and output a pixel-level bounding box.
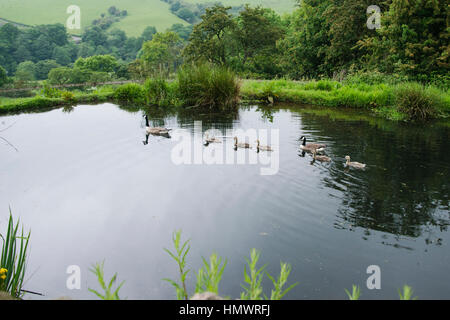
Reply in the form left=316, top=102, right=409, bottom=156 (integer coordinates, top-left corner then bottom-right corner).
left=0, top=0, right=188, bottom=36
left=183, top=0, right=297, bottom=13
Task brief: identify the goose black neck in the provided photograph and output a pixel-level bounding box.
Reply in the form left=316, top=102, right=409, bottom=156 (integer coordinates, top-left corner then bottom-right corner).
left=301, top=137, right=306, bottom=146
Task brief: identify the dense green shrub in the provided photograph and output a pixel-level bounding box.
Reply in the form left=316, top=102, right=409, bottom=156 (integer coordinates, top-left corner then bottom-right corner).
left=113, top=83, right=146, bottom=104
left=177, top=63, right=240, bottom=111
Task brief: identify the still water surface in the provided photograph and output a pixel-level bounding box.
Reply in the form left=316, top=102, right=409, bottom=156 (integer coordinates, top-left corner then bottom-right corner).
left=0, top=103, right=449, bottom=299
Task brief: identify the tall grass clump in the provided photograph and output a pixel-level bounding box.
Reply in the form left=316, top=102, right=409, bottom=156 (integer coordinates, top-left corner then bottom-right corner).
left=89, top=261, right=125, bottom=300
left=177, top=63, right=240, bottom=111
left=144, top=78, right=180, bottom=107
left=0, top=210, right=30, bottom=298
left=394, top=82, right=446, bottom=120
left=114, top=83, right=146, bottom=105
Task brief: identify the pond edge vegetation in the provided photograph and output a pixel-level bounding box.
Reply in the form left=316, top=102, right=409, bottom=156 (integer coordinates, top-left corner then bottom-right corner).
left=0, top=65, right=449, bottom=122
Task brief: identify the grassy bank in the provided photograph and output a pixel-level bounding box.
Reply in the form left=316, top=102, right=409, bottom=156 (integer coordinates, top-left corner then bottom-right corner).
left=1, top=78, right=449, bottom=121
left=241, top=80, right=450, bottom=121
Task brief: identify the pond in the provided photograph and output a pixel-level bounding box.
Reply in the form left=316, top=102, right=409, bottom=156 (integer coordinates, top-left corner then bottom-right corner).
left=0, top=103, right=449, bottom=300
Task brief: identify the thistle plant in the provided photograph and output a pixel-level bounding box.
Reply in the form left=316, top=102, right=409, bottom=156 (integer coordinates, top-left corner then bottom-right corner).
left=163, top=230, right=190, bottom=300
left=89, top=261, right=124, bottom=300
left=0, top=210, right=30, bottom=298
left=345, top=285, right=361, bottom=300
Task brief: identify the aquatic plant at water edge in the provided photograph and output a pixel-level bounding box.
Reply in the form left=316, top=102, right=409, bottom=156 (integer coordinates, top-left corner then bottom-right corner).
left=0, top=209, right=30, bottom=298
left=89, top=261, right=125, bottom=300
left=176, top=63, right=241, bottom=111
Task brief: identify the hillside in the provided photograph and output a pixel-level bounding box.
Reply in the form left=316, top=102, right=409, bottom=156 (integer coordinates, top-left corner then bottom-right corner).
left=0, top=0, right=296, bottom=36
left=0, top=0, right=188, bottom=36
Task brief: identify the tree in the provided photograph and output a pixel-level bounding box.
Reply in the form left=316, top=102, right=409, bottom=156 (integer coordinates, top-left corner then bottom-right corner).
left=35, top=60, right=61, bottom=80
left=141, top=26, right=157, bottom=42
left=15, top=61, right=36, bottom=81
left=52, top=46, right=72, bottom=65
left=0, top=65, right=7, bottom=87
left=48, top=67, right=91, bottom=84
left=140, top=31, right=183, bottom=75
left=74, top=54, right=118, bottom=72
left=82, top=26, right=107, bottom=46
left=278, top=0, right=332, bottom=78
left=358, top=0, right=449, bottom=76
left=323, top=0, right=373, bottom=72
left=183, top=4, right=235, bottom=65
left=177, top=8, right=195, bottom=23
left=235, top=5, right=285, bottom=64
left=169, top=23, right=193, bottom=41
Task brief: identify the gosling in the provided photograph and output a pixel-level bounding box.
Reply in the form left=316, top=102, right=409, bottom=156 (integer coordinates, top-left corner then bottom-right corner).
left=312, top=149, right=331, bottom=162
left=234, top=137, right=251, bottom=149
left=256, top=139, right=273, bottom=152
left=345, top=155, right=366, bottom=169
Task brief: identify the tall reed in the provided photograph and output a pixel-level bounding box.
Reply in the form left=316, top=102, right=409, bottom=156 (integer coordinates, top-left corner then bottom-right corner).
left=0, top=209, right=30, bottom=298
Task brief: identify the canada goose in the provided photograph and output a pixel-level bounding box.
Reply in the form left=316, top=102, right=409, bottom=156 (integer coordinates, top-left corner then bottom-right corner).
left=345, top=155, right=366, bottom=169
left=204, top=133, right=222, bottom=144
left=300, top=136, right=326, bottom=152
left=234, top=137, right=251, bottom=149
left=144, top=115, right=171, bottom=136
left=312, top=149, right=331, bottom=162
left=256, top=139, right=273, bottom=152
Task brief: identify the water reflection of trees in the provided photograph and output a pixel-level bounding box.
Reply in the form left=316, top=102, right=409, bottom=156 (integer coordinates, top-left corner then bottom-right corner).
left=294, top=109, right=449, bottom=240
left=141, top=106, right=238, bottom=135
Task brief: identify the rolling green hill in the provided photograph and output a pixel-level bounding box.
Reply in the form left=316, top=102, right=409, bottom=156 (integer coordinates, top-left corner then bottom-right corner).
left=0, top=0, right=188, bottom=36
left=183, top=0, right=296, bottom=14
left=0, top=0, right=296, bottom=36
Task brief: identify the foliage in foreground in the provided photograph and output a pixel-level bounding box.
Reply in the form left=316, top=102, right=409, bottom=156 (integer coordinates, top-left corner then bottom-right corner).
left=345, top=285, right=418, bottom=300
left=164, top=230, right=298, bottom=300
left=89, top=261, right=125, bottom=300
left=0, top=210, right=30, bottom=298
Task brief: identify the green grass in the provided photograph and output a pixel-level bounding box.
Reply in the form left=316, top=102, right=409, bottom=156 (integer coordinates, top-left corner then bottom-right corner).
left=0, top=0, right=188, bottom=36
left=2, top=78, right=448, bottom=121
left=241, top=79, right=449, bottom=121
left=182, top=0, right=296, bottom=14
